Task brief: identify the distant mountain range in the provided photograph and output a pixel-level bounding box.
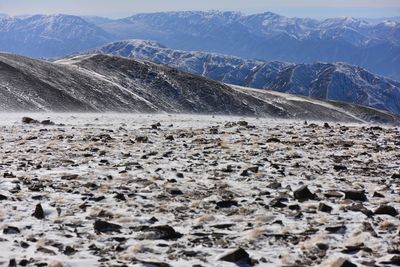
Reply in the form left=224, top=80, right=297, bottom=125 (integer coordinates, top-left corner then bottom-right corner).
left=87, top=39, right=400, bottom=115
left=0, top=14, right=112, bottom=58
left=0, top=52, right=398, bottom=124
left=0, top=11, right=399, bottom=79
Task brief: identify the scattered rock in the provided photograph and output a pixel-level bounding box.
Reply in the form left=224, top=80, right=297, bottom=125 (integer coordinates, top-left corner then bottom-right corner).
left=216, top=200, right=239, bottom=208
left=3, top=226, right=20, bottom=234
left=219, top=248, right=252, bottom=265
left=266, top=137, right=280, bottom=143
left=22, top=117, right=39, bottom=124
left=167, top=187, right=183, bottom=195
left=374, top=205, right=398, bottom=217
left=8, top=259, right=16, bottom=267
left=32, top=203, right=45, bottom=219
left=381, top=255, right=400, bottom=266
left=141, top=225, right=183, bottom=240
left=318, top=202, right=333, bottom=213
left=325, top=225, right=347, bottom=234
left=93, top=220, right=122, bottom=234
left=334, top=165, right=347, bottom=171
left=37, top=246, right=57, bottom=255
left=41, top=120, right=55, bottom=125
left=344, top=190, right=367, bottom=202
left=331, top=257, right=357, bottom=267
left=135, top=136, right=149, bottom=143
left=293, top=185, right=316, bottom=201
left=64, top=246, right=77, bottom=256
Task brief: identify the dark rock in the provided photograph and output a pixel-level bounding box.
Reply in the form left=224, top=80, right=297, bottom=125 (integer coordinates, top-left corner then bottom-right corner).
left=41, top=120, right=55, bottom=125
left=0, top=194, right=7, bottom=200
left=3, top=226, right=20, bottom=234
left=333, top=258, right=358, bottom=267
left=167, top=188, right=183, bottom=195
left=165, top=135, right=174, bottom=141
left=139, top=261, right=170, bottom=267
left=211, top=223, right=235, bottom=229
left=341, top=244, right=365, bottom=254
left=334, top=165, right=347, bottom=171
left=391, top=173, right=400, bottom=179
left=318, top=203, right=333, bottom=213
left=372, top=192, right=384, bottom=198
left=316, top=243, right=329, bottom=250
left=148, top=217, right=158, bottom=224
left=270, top=198, right=287, bottom=208
left=36, top=247, right=56, bottom=255
left=22, top=117, right=39, bottom=124
left=267, top=182, right=281, bottom=189
left=89, top=196, right=106, bottom=202
left=20, top=241, right=29, bottom=248
left=240, top=170, right=250, bottom=176
left=324, top=122, right=331, bottom=128
left=266, top=137, right=280, bottom=143
left=374, top=205, right=399, bottom=217
left=32, top=203, right=45, bottom=219
left=64, top=245, right=77, bottom=256
left=8, top=259, right=16, bottom=267
left=293, top=185, right=316, bottom=201
left=61, top=174, right=79, bottom=180
left=325, top=225, right=347, bottom=234
left=19, top=259, right=29, bottom=266
left=93, top=220, right=122, bottom=234
left=325, top=191, right=343, bottom=198
left=381, top=255, right=400, bottom=266
left=288, top=204, right=300, bottom=210
left=219, top=248, right=252, bottom=265
left=347, top=203, right=373, bottom=216
left=114, top=193, right=126, bottom=201
left=237, top=121, right=248, bottom=127
left=216, top=200, right=239, bottom=209
left=344, top=190, right=367, bottom=202
left=3, top=172, right=16, bottom=178
left=146, top=225, right=183, bottom=240
left=135, top=136, right=149, bottom=143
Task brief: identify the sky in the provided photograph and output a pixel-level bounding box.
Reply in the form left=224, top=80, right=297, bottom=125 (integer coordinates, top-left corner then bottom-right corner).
left=0, top=0, right=399, bottom=19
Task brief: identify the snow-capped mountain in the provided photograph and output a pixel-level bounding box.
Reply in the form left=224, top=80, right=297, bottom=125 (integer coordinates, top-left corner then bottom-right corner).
left=88, top=39, right=400, bottom=115
left=1, top=11, right=399, bottom=78
left=0, top=14, right=113, bottom=58
left=92, top=11, right=400, bottom=79
left=0, top=52, right=398, bottom=124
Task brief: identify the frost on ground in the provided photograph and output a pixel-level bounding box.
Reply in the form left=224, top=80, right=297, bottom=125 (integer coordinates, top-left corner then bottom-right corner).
left=0, top=113, right=399, bottom=267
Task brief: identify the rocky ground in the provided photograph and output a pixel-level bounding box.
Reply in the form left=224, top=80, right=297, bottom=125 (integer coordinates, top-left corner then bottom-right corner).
left=0, top=113, right=399, bottom=267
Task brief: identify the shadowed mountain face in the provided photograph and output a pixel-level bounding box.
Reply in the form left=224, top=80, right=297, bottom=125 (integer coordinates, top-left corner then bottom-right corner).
left=0, top=52, right=399, bottom=125
left=0, top=12, right=399, bottom=79
left=88, top=39, right=400, bottom=115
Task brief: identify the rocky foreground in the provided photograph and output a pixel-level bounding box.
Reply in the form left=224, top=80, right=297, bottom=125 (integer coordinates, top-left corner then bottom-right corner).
left=0, top=114, right=399, bottom=267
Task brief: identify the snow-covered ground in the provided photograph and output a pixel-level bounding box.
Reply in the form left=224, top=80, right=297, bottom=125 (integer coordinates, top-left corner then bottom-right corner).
left=0, top=114, right=399, bottom=267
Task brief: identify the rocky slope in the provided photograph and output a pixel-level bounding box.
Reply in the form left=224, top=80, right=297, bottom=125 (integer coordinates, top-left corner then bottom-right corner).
left=0, top=52, right=399, bottom=124
left=0, top=114, right=399, bottom=266
left=88, top=39, right=400, bottom=115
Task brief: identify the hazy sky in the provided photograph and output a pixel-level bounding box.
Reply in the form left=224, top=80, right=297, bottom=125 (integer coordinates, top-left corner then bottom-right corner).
left=0, top=0, right=399, bottom=18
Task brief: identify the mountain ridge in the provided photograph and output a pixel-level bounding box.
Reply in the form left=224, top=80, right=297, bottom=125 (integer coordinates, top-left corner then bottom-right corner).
left=0, top=52, right=398, bottom=125
left=0, top=11, right=399, bottom=79
left=86, top=39, right=400, bottom=115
